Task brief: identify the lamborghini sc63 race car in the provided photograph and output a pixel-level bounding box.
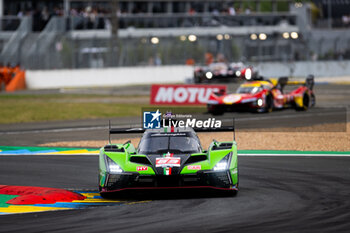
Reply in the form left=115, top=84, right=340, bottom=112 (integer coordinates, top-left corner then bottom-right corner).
left=99, top=127, right=238, bottom=197
left=207, top=75, right=315, bottom=114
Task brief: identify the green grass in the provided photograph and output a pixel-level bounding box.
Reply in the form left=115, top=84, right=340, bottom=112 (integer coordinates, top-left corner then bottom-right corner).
left=0, top=194, right=18, bottom=207
left=0, top=94, right=146, bottom=124
left=0, top=94, right=207, bottom=124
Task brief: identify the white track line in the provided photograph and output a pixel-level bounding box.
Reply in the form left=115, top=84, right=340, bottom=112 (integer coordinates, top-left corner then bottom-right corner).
left=0, top=126, right=108, bottom=135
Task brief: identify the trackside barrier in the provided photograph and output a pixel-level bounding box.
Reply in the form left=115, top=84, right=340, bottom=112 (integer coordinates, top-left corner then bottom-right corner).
left=5, top=70, right=26, bottom=92
left=24, top=61, right=350, bottom=90
left=25, top=66, right=193, bottom=89
left=256, top=61, right=350, bottom=78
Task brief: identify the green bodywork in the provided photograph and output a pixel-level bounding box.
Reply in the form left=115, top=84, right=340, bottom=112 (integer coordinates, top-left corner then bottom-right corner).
left=99, top=140, right=238, bottom=188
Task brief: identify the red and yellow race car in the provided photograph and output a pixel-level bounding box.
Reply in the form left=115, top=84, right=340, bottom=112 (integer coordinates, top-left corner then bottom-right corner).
left=207, top=75, right=315, bottom=114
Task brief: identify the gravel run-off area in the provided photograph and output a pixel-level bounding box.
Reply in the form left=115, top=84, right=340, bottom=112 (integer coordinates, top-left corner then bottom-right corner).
left=40, top=123, right=350, bottom=152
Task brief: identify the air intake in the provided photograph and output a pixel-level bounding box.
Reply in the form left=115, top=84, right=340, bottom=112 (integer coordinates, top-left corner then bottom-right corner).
left=130, top=156, right=152, bottom=165
left=104, top=145, right=125, bottom=152
left=212, top=143, right=233, bottom=150
left=185, top=155, right=207, bottom=164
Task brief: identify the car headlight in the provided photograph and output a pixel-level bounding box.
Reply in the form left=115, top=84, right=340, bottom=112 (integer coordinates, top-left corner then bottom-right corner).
left=206, top=72, right=213, bottom=79
left=245, top=68, right=252, bottom=80
left=257, top=98, right=263, bottom=107
left=235, top=70, right=241, bottom=77
left=213, top=152, right=232, bottom=171
left=214, top=162, right=228, bottom=171
left=106, top=156, right=123, bottom=173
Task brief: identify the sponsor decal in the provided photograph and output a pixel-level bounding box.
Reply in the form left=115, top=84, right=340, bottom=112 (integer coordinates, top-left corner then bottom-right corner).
left=161, top=152, right=175, bottom=175
left=156, top=157, right=181, bottom=168
left=163, top=118, right=222, bottom=128
left=136, top=166, right=148, bottom=171
left=163, top=111, right=175, bottom=119
left=150, top=84, right=227, bottom=105
left=223, top=94, right=241, bottom=104
left=241, top=97, right=257, bottom=103
left=187, top=165, right=201, bottom=170
left=143, top=109, right=222, bottom=129
left=143, top=109, right=161, bottom=129
left=151, top=133, right=187, bottom=137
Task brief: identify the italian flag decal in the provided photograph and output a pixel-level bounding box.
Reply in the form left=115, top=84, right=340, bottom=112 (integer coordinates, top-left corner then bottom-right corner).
left=163, top=152, right=173, bottom=176
left=164, top=167, right=172, bottom=175
left=163, top=127, right=175, bottom=133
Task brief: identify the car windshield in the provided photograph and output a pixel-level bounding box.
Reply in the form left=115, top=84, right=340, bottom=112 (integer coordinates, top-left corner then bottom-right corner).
left=209, top=63, right=227, bottom=70
left=138, top=134, right=201, bottom=154
left=237, top=86, right=261, bottom=94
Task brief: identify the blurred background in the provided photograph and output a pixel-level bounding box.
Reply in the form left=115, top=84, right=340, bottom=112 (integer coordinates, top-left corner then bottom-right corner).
left=0, top=0, right=349, bottom=70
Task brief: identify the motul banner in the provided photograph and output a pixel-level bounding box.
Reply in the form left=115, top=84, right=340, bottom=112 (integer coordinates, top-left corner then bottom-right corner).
left=150, top=84, right=227, bottom=105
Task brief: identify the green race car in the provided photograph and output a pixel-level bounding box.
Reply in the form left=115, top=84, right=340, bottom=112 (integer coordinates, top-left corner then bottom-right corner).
left=99, top=126, right=238, bottom=197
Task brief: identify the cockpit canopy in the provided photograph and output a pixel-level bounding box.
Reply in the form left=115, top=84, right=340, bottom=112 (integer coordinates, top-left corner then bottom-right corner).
left=138, top=131, right=202, bottom=155
left=237, top=81, right=273, bottom=94
left=237, top=86, right=263, bottom=94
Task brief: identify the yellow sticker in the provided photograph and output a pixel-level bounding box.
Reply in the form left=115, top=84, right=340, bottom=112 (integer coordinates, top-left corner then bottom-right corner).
left=0, top=206, right=70, bottom=214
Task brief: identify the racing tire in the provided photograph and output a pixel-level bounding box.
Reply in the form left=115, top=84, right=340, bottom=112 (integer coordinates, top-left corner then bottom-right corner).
left=100, top=191, right=114, bottom=199
left=296, top=93, right=310, bottom=111
left=224, top=169, right=239, bottom=197
left=208, top=104, right=224, bottom=115
left=222, top=189, right=238, bottom=197
left=310, top=93, right=316, bottom=107
left=98, top=175, right=102, bottom=193
left=194, top=75, right=201, bottom=84
left=266, top=95, right=273, bottom=112
left=263, top=94, right=273, bottom=113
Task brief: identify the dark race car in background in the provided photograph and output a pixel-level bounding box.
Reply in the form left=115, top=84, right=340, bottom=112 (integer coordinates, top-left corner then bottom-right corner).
left=207, top=75, right=315, bottom=114
left=194, top=62, right=259, bottom=83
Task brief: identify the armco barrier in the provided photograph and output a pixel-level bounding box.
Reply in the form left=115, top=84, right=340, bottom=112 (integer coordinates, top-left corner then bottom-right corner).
left=256, top=61, right=350, bottom=78
left=25, top=61, right=350, bottom=89
left=25, top=66, right=193, bottom=89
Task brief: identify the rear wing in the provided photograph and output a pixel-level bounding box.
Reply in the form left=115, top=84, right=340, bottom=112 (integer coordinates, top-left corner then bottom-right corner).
left=109, top=127, right=145, bottom=134
left=305, top=75, right=315, bottom=90
left=108, top=122, right=236, bottom=143
left=276, top=75, right=314, bottom=90
left=108, top=125, right=144, bottom=144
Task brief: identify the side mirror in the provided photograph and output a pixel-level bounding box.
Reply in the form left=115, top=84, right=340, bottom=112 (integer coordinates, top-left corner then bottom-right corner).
left=123, top=140, right=131, bottom=145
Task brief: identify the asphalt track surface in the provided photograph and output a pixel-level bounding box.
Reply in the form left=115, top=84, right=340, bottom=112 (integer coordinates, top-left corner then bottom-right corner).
left=0, top=83, right=349, bottom=232
left=0, top=83, right=349, bottom=146
left=0, top=155, right=350, bottom=233
left=0, top=107, right=348, bottom=146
